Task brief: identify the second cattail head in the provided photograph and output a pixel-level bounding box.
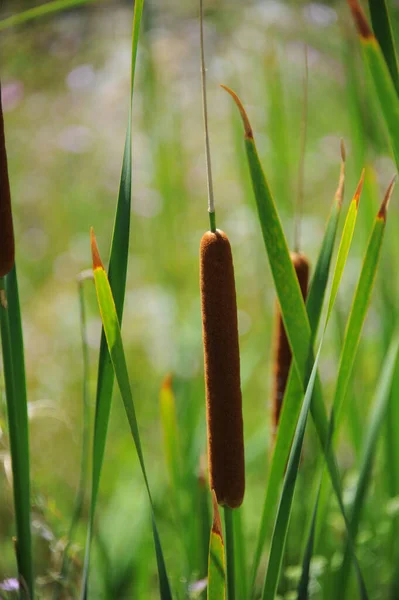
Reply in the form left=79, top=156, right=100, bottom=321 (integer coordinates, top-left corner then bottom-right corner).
left=200, top=229, right=245, bottom=509
left=0, top=81, right=15, bottom=278
left=271, top=251, right=310, bottom=439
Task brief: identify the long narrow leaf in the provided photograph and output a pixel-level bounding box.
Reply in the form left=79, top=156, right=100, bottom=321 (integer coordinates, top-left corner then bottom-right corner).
left=337, top=334, right=399, bottom=599
left=223, top=85, right=366, bottom=595
left=300, top=180, right=396, bottom=595
left=90, top=231, right=172, bottom=599
left=368, top=0, right=399, bottom=94
left=208, top=492, right=226, bottom=600
left=1, top=269, right=33, bottom=599
left=251, top=151, right=345, bottom=587
left=0, top=0, right=96, bottom=31
left=81, top=1, right=144, bottom=596
left=347, top=0, right=399, bottom=170
left=332, top=177, right=396, bottom=437
left=261, top=170, right=365, bottom=600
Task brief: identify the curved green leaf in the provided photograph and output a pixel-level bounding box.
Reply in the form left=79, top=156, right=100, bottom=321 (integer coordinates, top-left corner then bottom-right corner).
left=223, top=85, right=367, bottom=597
left=1, top=269, right=32, bottom=599
left=250, top=149, right=345, bottom=589
left=348, top=0, right=399, bottom=170
left=82, top=1, right=145, bottom=596
left=0, top=0, right=97, bottom=31
left=337, top=334, right=399, bottom=599
left=261, top=172, right=366, bottom=600
left=90, top=231, right=172, bottom=599
left=368, top=0, right=399, bottom=94
left=299, top=180, right=396, bottom=597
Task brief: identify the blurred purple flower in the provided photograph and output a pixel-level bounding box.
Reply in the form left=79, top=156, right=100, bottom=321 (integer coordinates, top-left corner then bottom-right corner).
left=0, top=578, right=19, bottom=591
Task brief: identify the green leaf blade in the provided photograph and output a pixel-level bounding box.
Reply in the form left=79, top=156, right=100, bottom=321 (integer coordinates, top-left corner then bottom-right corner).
left=208, top=494, right=227, bottom=600
left=90, top=232, right=172, bottom=599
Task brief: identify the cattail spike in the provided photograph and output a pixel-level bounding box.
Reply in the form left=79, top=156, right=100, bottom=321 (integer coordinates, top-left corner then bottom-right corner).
left=272, top=252, right=310, bottom=438
left=200, top=229, right=245, bottom=508
left=0, top=81, right=15, bottom=278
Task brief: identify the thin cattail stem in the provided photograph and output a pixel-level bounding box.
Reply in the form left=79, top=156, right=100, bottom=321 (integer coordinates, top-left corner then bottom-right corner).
left=200, top=230, right=245, bottom=509
left=294, top=46, right=309, bottom=253
left=272, top=252, right=310, bottom=439
left=0, top=80, right=15, bottom=277
left=200, top=0, right=216, bottom=231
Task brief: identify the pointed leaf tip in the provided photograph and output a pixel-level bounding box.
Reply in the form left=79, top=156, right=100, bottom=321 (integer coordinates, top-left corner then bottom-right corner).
left=90, top=228, right=104, bottom=271
left=211, top=490, right=223, bottom=537
left=378, top=175, right=397, bottom=219
left=161, top=373, right=173, bottom=392
left=220, top=84, right=253, bottom=139
left=354, top=168, right=366, bottom=207
left=347, top=0, right=373, bottom=39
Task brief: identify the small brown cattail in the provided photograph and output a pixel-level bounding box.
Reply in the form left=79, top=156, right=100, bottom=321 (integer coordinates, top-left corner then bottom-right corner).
left=0, top=81, right=15, bottom=278
left=271, top=252, right=310, bottom=439
left=200, top=229, right=245, bottom=509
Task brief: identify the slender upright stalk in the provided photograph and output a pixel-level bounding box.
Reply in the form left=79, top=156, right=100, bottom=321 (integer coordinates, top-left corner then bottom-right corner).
left=200, top=0, right=216, bottom=232
left=0, top=277, right=33, bottom=598
left=224, top=507, right=236, bottom=600
left=54, top=274, right=92, bottom=598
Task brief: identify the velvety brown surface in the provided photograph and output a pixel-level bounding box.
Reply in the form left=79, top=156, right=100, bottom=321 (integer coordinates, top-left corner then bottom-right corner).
left=0, top=81, right=15, bottom=278
left=200, top=230, right=244, bottom=508
left=271, top=252, right=309, bottom=438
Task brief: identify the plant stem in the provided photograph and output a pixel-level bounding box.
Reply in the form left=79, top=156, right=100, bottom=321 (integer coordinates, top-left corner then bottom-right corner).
left=0, top=275, right=33, bottom=599
left=54, top=276, right=91, bottom=598
left=224, top=506, right=235, bottom=600
left=209, top=210, right=217, bottom=233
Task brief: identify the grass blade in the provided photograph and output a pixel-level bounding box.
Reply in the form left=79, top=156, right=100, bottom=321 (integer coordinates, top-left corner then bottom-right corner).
left=90, top=231, right=172, bottom=599
left=223, top=86, right=368, bottom=599
left=367, top=0, right=399, bottom=94
left=337, top=334, right=399, bottom=599
left=332, top=177, right=396, bottom=437
left=0, top=0, right=97, bottom=31
left=53, top=273, right=92, bottom=598
left=261, top=171, right=364, bottom=600
left=224, top=508, right=235, bottom=600
left=208, top=493, right=226, bottom=600
left=232, top=508, right=247, bottom=600
left=262, top=343, right=322, bottom=600
left=81, top=1, right=144, bottom=596
left=301, top=179, right=396, bottom=595
left=1, top=268, right=33, bottom=599
left=347, top=0, right=399, bottom=170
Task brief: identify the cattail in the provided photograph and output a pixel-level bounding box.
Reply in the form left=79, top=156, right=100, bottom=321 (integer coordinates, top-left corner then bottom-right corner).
left=0, top=81, right=15, bottom=278
left=271, top=252, right=309, bottom=439
left=200, top=229, right=245, bottom=509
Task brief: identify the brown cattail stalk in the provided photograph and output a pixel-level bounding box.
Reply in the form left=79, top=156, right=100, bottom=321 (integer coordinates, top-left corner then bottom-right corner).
left=0, top=81, right=15, bottom=278
left=200, top=229, right=245, bottom=509
left=271, top=252, right=309, bottom=439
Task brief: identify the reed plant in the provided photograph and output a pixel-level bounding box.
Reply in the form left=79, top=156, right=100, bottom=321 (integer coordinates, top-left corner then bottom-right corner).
left=1, top=0, right=399, bottom=599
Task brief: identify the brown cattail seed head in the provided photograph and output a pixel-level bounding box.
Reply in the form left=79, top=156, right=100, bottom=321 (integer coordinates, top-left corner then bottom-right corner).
left=0, top=81, right=15, bottom=278
left=272, top=252, right=309, bottom=438
left=200, top=229, right=245, bottom=509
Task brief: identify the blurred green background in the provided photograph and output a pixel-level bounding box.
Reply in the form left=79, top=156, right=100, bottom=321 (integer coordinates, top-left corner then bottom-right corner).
left=1, top=1, right=399, bottom=598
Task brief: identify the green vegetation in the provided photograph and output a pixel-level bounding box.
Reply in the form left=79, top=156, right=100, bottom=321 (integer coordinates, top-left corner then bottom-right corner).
left=1, top=0, right=399, bottom=598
